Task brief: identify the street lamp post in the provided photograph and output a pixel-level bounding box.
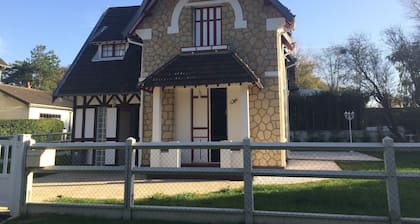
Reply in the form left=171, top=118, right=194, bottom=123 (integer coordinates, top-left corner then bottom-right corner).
left=344, top=111, right=355, bottom=143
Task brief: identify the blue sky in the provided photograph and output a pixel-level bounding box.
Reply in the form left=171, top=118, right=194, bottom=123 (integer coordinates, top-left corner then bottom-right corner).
left=0, top=0, right=415, bottom=66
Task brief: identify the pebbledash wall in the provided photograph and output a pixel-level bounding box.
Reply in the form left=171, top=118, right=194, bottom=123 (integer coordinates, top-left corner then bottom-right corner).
left=137, top=0, right=289, bottom=167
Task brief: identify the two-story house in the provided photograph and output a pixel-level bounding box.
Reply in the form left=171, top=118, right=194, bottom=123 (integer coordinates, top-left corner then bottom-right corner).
left=54, top=0, right=296, bottom=168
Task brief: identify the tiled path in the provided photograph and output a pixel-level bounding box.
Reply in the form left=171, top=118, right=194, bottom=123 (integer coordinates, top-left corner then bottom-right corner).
left=31, top=151, right=378, bottom=202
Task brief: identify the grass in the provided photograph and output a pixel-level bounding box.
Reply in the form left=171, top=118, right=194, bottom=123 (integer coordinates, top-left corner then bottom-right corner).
left=49, top=151, right=420, bottom=218
left=4, top=215, right=213, bottom=224
left=337, top=151, right=420, bottom=172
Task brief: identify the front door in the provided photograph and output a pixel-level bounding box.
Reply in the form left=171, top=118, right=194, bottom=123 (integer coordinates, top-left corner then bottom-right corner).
left=187, top=88, right=227, bottom=165
left=116, top=106, right=139, bottom=165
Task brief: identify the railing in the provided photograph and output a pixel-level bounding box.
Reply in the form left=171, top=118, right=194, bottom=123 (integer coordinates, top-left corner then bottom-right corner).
left=13, top=137, right=420, bottom=224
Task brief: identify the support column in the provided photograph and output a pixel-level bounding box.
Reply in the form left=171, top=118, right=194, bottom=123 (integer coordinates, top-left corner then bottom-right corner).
left=150, top=87, right=180, bottom=168
left=241, top=85, right=250, bottom=139
left=150, top=87, right=162, bottom=167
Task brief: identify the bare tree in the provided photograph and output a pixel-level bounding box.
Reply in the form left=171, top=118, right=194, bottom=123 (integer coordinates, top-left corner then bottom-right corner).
left=341, top=34, right=402, bottom=139
left=317, top=46, right=349, bottom=92
left=385, top=27, right=420, bottom=107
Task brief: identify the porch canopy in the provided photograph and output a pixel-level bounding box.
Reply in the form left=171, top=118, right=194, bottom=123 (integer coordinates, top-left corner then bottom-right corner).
left=139, top=50, right=263, bottom=91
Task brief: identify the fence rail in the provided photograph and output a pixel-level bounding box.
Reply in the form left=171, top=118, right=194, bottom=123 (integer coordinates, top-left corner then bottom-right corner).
left=4, top=135, right=420, bottom=224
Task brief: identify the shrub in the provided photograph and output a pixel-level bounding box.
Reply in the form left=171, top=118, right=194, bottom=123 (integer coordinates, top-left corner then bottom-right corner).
left=0, top=119, right=64, bottom=136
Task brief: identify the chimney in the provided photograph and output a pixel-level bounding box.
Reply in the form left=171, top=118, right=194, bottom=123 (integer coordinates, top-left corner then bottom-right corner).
left=26, top=81, right=31, bottom=89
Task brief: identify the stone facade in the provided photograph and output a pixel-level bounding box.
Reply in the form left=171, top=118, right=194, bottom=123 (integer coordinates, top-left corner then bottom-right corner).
left=138, top=0, right=289, bottom=168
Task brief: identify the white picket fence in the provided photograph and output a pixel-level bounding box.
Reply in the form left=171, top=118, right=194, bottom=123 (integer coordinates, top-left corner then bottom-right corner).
left=2, top=135, right=420, bottom=224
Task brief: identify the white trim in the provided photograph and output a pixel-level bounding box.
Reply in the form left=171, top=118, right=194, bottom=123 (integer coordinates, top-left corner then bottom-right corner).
left=266, top=18, right=285, bottom=31
left=152, top=87, right=162, bottom=142
left=168, top=0, right=247, bottom=34
left=264, top=71, right=279, bottom=78
left=135, top=28, right=152, bottom=40
left=91, top=43, right=129, bottom=62
left=181, top=45, right=228, bottom=53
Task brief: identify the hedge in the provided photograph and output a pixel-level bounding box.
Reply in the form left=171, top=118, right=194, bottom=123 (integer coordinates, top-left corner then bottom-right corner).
left=0, top=119, right=64, bottom=136
left=289, top=91, right=369, bottom=131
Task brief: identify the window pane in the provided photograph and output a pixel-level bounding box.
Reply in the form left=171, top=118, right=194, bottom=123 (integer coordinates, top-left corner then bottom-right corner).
left=102, top=45, right=113, bottom=57
left=209, top=21, right=214, bottom=46
left=114, top=44, right=126, bottom=57
left=209, top=8, right=214, bottom=20
left=7, top=146, right=12, bottom=174
left=195, top=9, right=201, bottom=21
left=203, top=21, right=208, bottom=46
left=216, top=20, right=222, bottom=45
left=203, top=8, right=208, bottom=20
left=216, top=7, right=222, bottom=19
left=195, top=22, right=201, bottom=46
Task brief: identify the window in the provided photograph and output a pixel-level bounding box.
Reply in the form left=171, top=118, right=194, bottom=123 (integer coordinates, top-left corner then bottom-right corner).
left=194, top=7, right=222, bottom=47
left=101, top=43, right=126, bottom=58
left=40, top=113, right=61, bottom=120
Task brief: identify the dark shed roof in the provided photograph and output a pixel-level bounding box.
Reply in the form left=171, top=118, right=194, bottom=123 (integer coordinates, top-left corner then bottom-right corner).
left=0, top=58, right=7, bottom=68
left=54, top=6, right=141, bottom=97
left=139, top=50, right=263, bottom=91
left=0, top=84, right=72, bottom=108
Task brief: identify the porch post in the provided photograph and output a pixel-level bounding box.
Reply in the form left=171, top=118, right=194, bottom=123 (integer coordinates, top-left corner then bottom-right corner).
left=151, top=87, right=162, bottom=167
left=240, top=85, right=250, bottom=139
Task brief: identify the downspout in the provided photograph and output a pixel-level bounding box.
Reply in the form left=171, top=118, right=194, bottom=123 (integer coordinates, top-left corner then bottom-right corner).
left=128, top=37, right=145, bottom=167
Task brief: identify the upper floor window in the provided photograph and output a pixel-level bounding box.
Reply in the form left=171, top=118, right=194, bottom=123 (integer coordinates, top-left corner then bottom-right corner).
left=194, top=7, right=222, bottom=47
left=101, top=43, right=126, bottom=58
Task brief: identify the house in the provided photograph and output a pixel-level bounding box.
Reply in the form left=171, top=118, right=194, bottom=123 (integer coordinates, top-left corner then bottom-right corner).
left=0, top=58, right=8, bottom=83
left=54, top=0, right=296, bottom=168
left=0, top=84, right=73, bottom=130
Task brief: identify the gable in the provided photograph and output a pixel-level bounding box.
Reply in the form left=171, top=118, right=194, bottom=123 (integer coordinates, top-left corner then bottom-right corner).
left=124, top=0, right=295, bottom=37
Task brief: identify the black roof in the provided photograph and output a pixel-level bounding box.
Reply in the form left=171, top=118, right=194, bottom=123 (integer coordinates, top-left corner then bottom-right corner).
left=54, top=6, right=141, bottom=97
left=139, top=50, right=263, bottom=91
left=92, top=6, right=140, bottom=43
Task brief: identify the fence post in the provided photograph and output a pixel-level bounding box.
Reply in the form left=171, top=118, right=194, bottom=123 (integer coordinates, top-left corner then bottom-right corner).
left=383, top=137, right=401, bottom=224
left=124, top=137, right=136, bottom=220
left=243, top=138, right=253, bottom=224
left=10, top=134, right=33, bottom=217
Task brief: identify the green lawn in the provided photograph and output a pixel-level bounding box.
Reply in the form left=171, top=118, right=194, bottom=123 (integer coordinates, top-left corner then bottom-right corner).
left=4, top=215, right=211, bottom=224
left=50, top=151, right=420, bottom=218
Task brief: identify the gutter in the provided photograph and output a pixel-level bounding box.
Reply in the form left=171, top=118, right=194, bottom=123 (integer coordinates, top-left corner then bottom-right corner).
left=127, top=36, right=145, bottom=166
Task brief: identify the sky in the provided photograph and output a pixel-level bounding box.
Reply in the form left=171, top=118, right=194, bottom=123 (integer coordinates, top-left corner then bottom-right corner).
left=0, top=0, right=416, bottom=66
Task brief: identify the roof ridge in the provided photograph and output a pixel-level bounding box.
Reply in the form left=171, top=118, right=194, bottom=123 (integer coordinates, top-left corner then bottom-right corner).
left=0, top=83, right=52, bottom=93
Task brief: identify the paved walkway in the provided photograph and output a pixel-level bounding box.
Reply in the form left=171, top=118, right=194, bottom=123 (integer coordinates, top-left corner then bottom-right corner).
left=31, top=157, right=346, bottom=203
left=31, top=151, right=380, bottom=202
left=288, top=151, right=382, bottom=161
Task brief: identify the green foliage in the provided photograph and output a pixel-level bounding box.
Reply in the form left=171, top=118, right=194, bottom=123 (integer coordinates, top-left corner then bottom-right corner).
left=289, top=90, right=369, bottom=130
left=295, top=53, right=328, bottom=90
left=0, top=119, right=64, bottom=136
left=2, top=45, right=66, bottom=91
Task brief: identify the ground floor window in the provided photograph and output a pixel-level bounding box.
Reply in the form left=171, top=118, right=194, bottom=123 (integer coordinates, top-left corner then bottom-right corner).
left=40, top=113, right=61, bottom=120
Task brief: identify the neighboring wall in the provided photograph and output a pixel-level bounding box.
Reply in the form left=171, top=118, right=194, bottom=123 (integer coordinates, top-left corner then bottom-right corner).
left=0, top=92, right=29, bottom=119
left=28, top=106, right=73, bottom=130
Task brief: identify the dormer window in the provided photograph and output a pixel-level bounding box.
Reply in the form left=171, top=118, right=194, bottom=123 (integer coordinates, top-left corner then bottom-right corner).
left=101, top=43, right=126, bottom=58
left=194, top=7, right=222, bottom=47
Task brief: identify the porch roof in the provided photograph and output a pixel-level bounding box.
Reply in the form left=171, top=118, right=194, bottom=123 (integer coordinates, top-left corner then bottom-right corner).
left=139, top=50, right=263, bottom=91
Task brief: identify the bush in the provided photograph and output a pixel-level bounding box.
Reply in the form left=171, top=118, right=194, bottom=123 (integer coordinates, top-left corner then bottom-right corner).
left=0, top=119, right=64, bottom=136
